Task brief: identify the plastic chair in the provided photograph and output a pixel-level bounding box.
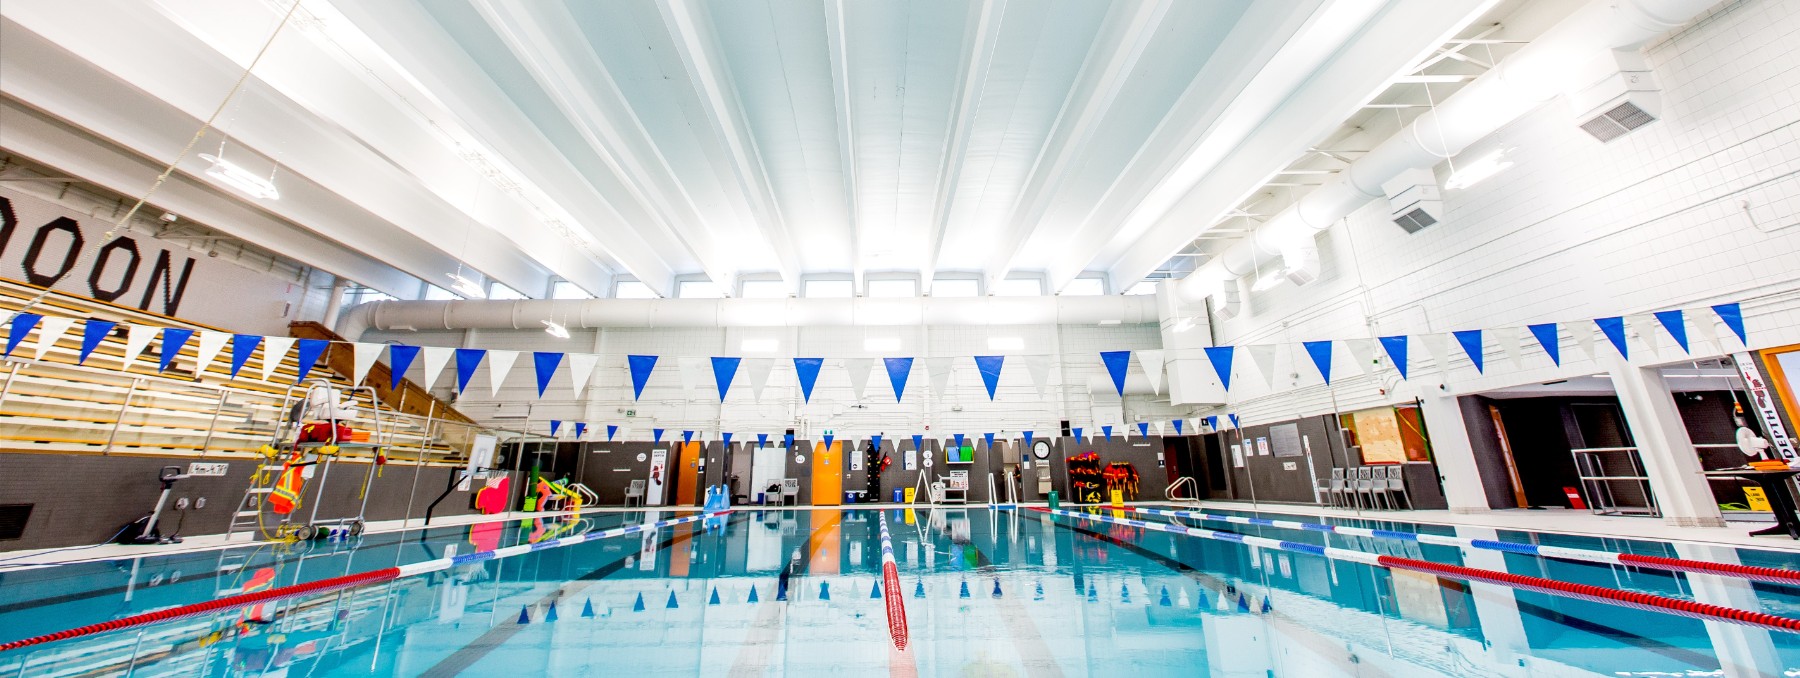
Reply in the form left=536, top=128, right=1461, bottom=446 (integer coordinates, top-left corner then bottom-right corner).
left=780, top=478, right=800, bottom=506
left=1327, top=469, right=1350, bottom=508
left=1356, top=467, right=1386, bottom=510
left=624, top=479, right=646, bottom=507
left=1384, top=465, right=1411, bottom=510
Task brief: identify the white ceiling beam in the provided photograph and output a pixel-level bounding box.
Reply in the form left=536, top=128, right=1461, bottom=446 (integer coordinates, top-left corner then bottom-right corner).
left=977, top=0, right=1171, bottom=292
left=657, top=0, right=804, bottom=294
left=916, top=0, right=1007, bottom=295
left=822, top=0, right=862, bottom=290
left=469, top=0, right=738, bottom=295
left=1099, top=0, right=1495, bottom=292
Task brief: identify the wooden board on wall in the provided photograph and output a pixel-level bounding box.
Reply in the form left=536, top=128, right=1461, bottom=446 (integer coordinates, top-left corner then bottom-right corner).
left=1351, top=407, right=1408, bottom=464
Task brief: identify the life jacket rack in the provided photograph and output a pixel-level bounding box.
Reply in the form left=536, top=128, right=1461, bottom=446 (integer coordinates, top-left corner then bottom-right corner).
left=225, top=379, right=387, bottom=542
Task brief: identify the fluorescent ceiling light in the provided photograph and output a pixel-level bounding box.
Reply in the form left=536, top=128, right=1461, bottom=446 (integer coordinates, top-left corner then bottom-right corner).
left=1097, top=319, right=1122, bottom=326
left=864, top=337, right=901, bottom=352
left=541, top=319, right=570, bottom=339
left=448, top=272, right=487, bottom=299
left=987, top=337, right=1024, bottom=351
left=198, top=154, right=279, bottom=200
left=1445, top=149, right=1514, bottom=190
left=740, top=338, right=779, bottom=353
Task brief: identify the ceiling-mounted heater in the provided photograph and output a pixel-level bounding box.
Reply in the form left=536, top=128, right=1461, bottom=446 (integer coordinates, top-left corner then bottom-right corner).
left=1571, top=50, right=1660, bottom=142
left=1382, top=168, right=1442, bottom=234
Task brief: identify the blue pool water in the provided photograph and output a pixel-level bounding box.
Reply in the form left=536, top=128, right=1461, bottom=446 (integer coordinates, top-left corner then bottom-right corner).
left=2, top=506, right=1798, bottom=676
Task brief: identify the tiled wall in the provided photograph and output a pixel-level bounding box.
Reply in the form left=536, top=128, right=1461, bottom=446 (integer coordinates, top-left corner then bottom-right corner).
left=1206, top=0, right=1800, bottom=425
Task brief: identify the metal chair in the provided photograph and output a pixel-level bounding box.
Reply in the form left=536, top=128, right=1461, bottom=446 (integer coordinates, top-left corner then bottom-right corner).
left=779, top=478, right=800, bottom=506
left=1355, top=467, right=1387, bottom=510
left=624, top=479, right=646, bottom=507
left=1383, top=465, right=1412, bottom=510
left=1326, top=468, right=1350, bottom=508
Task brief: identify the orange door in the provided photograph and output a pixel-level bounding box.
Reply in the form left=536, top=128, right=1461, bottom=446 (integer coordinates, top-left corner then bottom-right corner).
left=811, top=441, right=842, bottom=506
left=676, top=442, right=702, bottom=506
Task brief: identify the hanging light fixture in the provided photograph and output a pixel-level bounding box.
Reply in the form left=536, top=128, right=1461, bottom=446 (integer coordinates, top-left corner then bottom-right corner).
left=541, top=319, right=570, bottom=339
left=198, top=153, right=279, bottom=200
left=447, top=264, right=487, bottom=299
left=1444, top=148, right=1514, bottom=190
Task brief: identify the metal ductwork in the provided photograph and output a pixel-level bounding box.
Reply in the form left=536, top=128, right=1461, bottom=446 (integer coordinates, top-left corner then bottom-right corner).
left=336, top=295, right=1160, bottom=341
left=1177, top=0, right=1720, bottom=316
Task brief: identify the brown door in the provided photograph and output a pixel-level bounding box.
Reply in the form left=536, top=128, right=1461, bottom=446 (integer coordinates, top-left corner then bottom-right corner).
left=812, top=441, right=842, bottom=506
left=676, top=442, right=702, bottom=506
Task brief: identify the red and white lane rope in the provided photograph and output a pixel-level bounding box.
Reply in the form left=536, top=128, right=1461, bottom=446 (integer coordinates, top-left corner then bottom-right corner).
left=0, top=510, right=730, bottom=653
left=1133, top=506, right=1800, bottom=586
left=1030, top=507, right=1800, bottom=634
left=877, top=511, right=909, bottom=651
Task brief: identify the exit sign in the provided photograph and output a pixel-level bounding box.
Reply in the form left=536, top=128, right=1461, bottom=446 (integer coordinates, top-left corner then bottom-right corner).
left=823, top=429, right=833, bottom=435
left=625, top=410, right=636, bottom=417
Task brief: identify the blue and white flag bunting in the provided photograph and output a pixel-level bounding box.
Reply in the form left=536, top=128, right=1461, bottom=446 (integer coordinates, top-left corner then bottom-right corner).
left=1452, top=330, right=1484, bottom=374
left=1072, top=427, right=1084, bottom=441
left=973, top=355, right=1004, bottom=400
left=654, top=428, right=666, bottom=444
left=4, top=313, right=41, bottom=358
left=628, top=355, right=658, bottom=401
left=534, top=352, right=564, bottom=397
left=607, top=425, right=619, bottom=441
left=884, top=357, right=913, bottom=402
left=793, top=358, right=823, bottom=403
left=387, top=344, right=420, bottom=389
left=1172, top=419, right=1184, bottom=435
left=711, top=356, right=740, bottom=401
left=454, top=348, right=487, bottom=394
left=1102, top=425, right=1113, bottom=441
left=230, top=334, right=262, bottom=379
left=550, top=420, right=562, bottom=437
left=575, top=423, right=587, bottom=439
left=757, top=433, right=768, bottom=448
left=159, top=328, right=194, bottom=373
left=1379, top=335, right=1409, bottom=379
left=1136, top=422, right=1149, bottom=438
left=294, top=338, right=329, bottom=384
left=1713, top=303, right=1746, bottom=344
left=1302, top=340, right=1333, bottom=385
left=1595, top=317, right=1629, bottom=359
left=912, top=434, right=924, bottom=451
left=1099, top=351, right=1130, bottom=396
left=1654, top=310, right=1689, bottom=353
left=1023, top=431, right=1033, bottom=449
left=1203, top=346, right=1234, bottom=391
left=78, top=319, right=115, bottom=365
left=1527, top=324, right=1560, bottom=366
left=683, top=430, right=694, bottom=444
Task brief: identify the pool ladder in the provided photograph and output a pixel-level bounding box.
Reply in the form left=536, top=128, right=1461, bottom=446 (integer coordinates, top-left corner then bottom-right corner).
left=1165, top=476, right=1202, bottom=504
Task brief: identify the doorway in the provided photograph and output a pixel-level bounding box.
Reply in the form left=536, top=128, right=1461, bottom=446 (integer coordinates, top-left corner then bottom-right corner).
left=812, top=441, right=843, bottom=506
left=675, top=442, right=702, bottom=507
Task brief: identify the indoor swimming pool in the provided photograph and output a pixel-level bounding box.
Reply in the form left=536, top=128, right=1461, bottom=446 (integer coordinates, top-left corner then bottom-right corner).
left=1, top=506, right=1797, bottom=677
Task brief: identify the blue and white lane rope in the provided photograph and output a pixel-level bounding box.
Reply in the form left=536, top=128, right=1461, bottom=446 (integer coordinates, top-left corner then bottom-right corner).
left=397, top=510, right=725, bottom=577
left=1131, top=506, right=1800, bottom=585
left=1029, top=507, right=1800, bottom=634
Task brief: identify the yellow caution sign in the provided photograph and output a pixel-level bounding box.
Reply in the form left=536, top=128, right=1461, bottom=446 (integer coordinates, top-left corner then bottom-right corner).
left=1744, top=486, right=1772, bottom=512
left=904, top=487, right=916, bottom=504
left=1110, top=489, right=1124, bottom=509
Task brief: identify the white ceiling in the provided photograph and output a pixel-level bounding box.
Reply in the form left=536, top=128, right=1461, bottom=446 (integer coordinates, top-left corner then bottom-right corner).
left=0, top=0, right=1496, bottom=298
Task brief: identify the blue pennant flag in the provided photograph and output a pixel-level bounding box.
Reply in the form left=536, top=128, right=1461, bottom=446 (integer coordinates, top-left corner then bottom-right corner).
left=453, top=348, right=487, bottom=393
left=1172, top=420, right=1184, bottom=435
left=1302, top=340, right=1333, bottom=384
left=533, top=352, right=564, bottom=397
left=884, top=357, right=913, bottom=402
left=793, top=358, right=823, bottom=403
left=1527, top=324, right=1560, bottom=366
left=1099, top=351, right=1131, bottom=396
left=158, top=327, right=194, bottom=372
left=1203, top=416, right=1217, bottom=431
left=3, top=313, right=42, bottom=358
left=973, top=355, right=1004, bottom=400
left=1203, top=346, right=1235, bottom=391
left=294, top=339, right=329, bottom=383
left=1453, top=330, right=1485, bottom=373
left=955, top=433, right=965, bottom=451
left=823, top=433, right=834, bottom=448
left=1654, top=310, right=1689, bottom=353
left=1378, top=336, right=1409, bottom=379
left=627, top=355, right=658, bottom=400
left=722, top=432, right=733, bottom=447
left=575, top=423, right=588, bottom=439
left=1137, top=422, right=1150, bottom=438
left=229, top=334, right=262, bottom=378
left=607, top=424, right=619, bottom=441
left=387, top=344, right=420, bottom=388
left=682, top=430, right=694, bottom=444
left=654, top=428, right=666, bottom=444
left=1712, top=303, right=1746, bottom=344
left=912, top=434, right=924, bottom=451
left=870, top=435, right=881, bottom=454
left=550, top=420, right=563, bottom=437
left=1023, top=431, right=1034, bottom=449
left=783, top=433, right=794, bottom=448
left=1102, top=425, right=1113, bottom=441
left=711, top=357, right=741, bottom=401
left=757, top=433, right=768, bottom=448
left=78, top=319, right=116, bottom=365
left=1595, top=317, right=1629, bottom=359
left=1072, top=427, right=1083, bottom=441
left=1228, top=413, right=1239, bottom=429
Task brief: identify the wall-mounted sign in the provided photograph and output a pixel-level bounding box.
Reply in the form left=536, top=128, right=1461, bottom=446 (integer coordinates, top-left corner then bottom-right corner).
left=1736, top=352, right=1798, bottom=461
left=645, top=450, right=668, bottom=505
left=1231, top=444, right=1245, bottom=468
left=187, top=462, right=228, bottom=477
left=636, top=452, right=647, bottom=462
left=1255, top=437, right=1271, bottom=456
left=1281, top=461, right=1297, bottom=471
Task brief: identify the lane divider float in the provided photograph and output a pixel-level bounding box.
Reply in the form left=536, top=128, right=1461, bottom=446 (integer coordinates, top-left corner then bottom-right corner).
left=0, top=510, right=730, bottom=653
left=1029, top=507, right=1800, bottom=634
left=1133, top=506, right=1800, bottom=586
left=877, top=510, right=909, bottom=651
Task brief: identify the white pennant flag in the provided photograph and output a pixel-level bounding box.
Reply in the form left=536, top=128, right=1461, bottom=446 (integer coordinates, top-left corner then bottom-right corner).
left=1138, top=350, right=1166, bottom=395
left=1691, top=312, right=1721, bottom=354
left=1419, top=333, right=1450, bottom=374
left=745, top=358, right=775, bottom=402
left=568, top=353, right=599, bottom=399
left=487, top=350, right=519, bottom=397
left=351, top=343, right=386, bottom=386
left=419, top=346, right=453, bottom=390
left=844, top=358, right=874, bottom=401
left=1153, top=421, right=1166, bottom=436
left=1023, top=355, right=1051, bottom=399
left=1493, top=327, right=1523, bottom=371
left=1245, top=344, right=1279, bottom=389
left=32, top=316, right=77, bottom=360
left=192, top=330, right=231, bottom=375
left=1342, top=338, right=1376, bottom=376
left=122, top=325, right=158, bottom=371
left=677, top=356, right=706, bottom=400
left=259, top=336, right=295, bottom=382
left=1572, top=324, right=1597, bottom=362
left=925, top=357, right=954, bottom=398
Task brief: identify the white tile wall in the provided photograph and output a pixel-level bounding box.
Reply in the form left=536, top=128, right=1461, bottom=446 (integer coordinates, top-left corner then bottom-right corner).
left=1209, top=0, right=1800, bottom=424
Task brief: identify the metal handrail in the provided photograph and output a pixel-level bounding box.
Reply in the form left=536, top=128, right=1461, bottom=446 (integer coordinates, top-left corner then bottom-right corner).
left=1165, top=476, right=1201, bottom=502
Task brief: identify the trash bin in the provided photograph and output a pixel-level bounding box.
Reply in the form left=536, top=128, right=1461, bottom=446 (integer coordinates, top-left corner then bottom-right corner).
left=844, top=491, right=856, bottom=504
left=756, top=492, right=766, bottom=505
left=892, top=488, right=903, bottom=503
left=1048, top=491, right=1059, bottom=511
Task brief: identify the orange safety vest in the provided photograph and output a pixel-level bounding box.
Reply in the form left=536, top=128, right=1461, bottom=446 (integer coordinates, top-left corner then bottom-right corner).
left=269, top=465, right=305, bottom=515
